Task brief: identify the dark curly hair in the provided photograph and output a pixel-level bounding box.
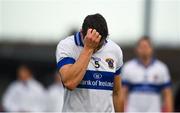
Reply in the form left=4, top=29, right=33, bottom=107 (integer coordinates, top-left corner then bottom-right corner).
left=82, top=13, right=109, bottom=42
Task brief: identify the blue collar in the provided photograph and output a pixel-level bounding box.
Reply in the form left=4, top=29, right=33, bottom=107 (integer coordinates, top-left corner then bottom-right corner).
left=74, top=32, right=84, bottom=47
left=74, top=32, right=108, bottom=47
left=136, top=57, right=156, bottom=68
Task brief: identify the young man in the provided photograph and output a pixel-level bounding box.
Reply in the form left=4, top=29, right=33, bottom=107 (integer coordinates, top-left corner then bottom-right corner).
left=56, top=14, right=123, bottom=112
left=2, top=65, right=46, bottom=112
left=122, top=37, right=173, bottom=112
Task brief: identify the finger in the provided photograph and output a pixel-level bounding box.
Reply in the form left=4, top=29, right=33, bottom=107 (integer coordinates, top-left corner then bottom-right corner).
left=87, top=28, right=92, bottom=36
left=91, top=29, right=96, bottom=37
left=95, top=32, right=99, bottom=38
left=95, top=35, right=102, bottom=43
left=85, top=29, right=93, bottom=40
left=92, top=32, right=99, bottom=42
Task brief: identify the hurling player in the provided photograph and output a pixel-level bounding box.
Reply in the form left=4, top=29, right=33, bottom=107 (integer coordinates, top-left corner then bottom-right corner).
left=56, top=14, right=123, bottom=112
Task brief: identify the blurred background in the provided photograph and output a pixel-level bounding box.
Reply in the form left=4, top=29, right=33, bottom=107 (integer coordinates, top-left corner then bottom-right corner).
left=0, top=0, right=180, bottom=112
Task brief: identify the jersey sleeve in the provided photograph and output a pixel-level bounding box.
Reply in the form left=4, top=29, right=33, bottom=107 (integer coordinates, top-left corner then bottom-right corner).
left=114, top=47, right=123, bottom=75
left=161, top=64, right=172, bottom=89
left=56, top=40, right=76, bottom=70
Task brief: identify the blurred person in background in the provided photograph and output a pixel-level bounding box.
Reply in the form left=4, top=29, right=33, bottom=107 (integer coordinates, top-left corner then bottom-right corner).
left=46, top=72, right=64, bottom=112
left=2, top=65, right=46, bottom=112
left=121, top=37, right=173, bottom=112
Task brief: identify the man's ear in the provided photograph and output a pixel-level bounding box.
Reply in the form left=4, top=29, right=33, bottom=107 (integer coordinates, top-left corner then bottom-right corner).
left=80, top=31, right=84, bottom=40
left=80, top=29, right=84, bottom=38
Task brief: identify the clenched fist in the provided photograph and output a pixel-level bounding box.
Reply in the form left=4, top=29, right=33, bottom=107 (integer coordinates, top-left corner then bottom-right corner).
left=84, top=29, right=102, bottom=52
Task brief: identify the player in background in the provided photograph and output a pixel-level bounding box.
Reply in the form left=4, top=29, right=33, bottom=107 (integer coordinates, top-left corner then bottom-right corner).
left=46, top=72, right=64, bottom=112
left=2, top=65, right=46, bottom=112
left=56, top=13, right=123, bottom=112
left=121, top=37, right=173, bottom=112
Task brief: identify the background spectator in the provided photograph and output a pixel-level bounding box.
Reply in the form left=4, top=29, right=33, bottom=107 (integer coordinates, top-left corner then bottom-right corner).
left=2, top=65, right=46, bottom=112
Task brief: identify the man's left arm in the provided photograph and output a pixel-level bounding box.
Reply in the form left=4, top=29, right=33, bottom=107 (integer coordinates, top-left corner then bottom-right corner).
left=161, top=64, right=174, bottom=112
left=113, top=75, right=124, bottom=112
left=113, top=46, right=123, bottom=112
left=162, top=87, right=174, bottom=112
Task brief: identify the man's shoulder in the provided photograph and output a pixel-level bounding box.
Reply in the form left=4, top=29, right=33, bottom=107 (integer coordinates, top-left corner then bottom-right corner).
left=9, top=80, right=19, bottom=87
left=106, top=39, right=122, bottom=53
left=31, top=79, right=44, bottom=88
left=57, top=35, right=75, bottom=47
left=154, top=59, right=168, bottom=70
left=6, top=80, right=22, bottom=91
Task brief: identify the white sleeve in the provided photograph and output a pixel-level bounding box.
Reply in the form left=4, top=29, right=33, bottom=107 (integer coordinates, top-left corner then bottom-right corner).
left=161, top=64, right=172, bottom=89
left=2, top=83, right=21, bottom=111
left=56, top=40, right=76, bottom=70
left=114, top=47, right=123, bottom=75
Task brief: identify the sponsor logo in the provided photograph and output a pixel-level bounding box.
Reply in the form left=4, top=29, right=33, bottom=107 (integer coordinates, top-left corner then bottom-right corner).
left=93, top=73, right=102, bottom=79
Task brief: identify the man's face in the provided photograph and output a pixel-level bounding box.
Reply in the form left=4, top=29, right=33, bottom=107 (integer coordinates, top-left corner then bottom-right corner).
left=81, top=30, right=105, bottom=52
left=95, top=38, right=105, bottom=51
left=136, top=40, right=153, bottom=59
left=17, top=66, right=32, bottom=81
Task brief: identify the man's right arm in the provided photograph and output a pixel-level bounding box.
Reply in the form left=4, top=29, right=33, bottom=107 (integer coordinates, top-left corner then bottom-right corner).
left=59, top=29, right=101, bottom=90
left=59, top=48, right=93, bottom=90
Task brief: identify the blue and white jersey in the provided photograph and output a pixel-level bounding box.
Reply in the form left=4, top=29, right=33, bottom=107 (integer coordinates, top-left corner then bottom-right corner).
left=122, top=59, right=171, bottom=112
left=56, top=32, right=123, bottom=112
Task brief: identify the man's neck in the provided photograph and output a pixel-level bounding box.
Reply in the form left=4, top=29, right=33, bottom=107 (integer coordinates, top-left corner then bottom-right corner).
left=140, top=57, right=152, bottom=67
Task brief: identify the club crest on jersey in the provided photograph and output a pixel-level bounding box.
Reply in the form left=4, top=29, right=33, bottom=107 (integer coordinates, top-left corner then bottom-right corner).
left=105, top=58, right=114, bottom=69
left=153, top=74, right=160, bottom=83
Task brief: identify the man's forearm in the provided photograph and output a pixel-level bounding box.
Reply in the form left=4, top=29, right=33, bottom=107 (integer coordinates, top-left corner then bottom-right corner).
left=165, top=101, right=173, bottom=112
left=68, top=48, right=93, bottom=82
left=113, top=93, right=124, bottom=112
left=164, top=89, right=174, bottom=112
left=113, top=76, right=124, bottom=112
left=162, top=88, right=174, bottom=112
left=60, top=48, right=93, bottom=89
left=60, top=29, right=101, bottom=90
